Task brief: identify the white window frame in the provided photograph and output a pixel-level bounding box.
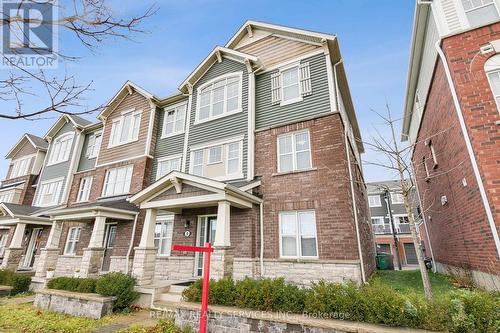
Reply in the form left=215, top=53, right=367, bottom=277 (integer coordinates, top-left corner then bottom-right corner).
left=86, top=131, right=102, bottom=159
left=277, top=130, right=312, bottom=173
left=76, top=176, right=93, bottom=203
left=64, top=226, right=81, bottom=255
left=371, top=216, right=385, bottom=225
left=161, top=102, right=187, bottom=138
left=102, top=165, right=133, bottom=197
left=368, top=195, right=382, bottom=207
left=460, top=0, right=500, bottom=26
left=279, top=63, right=303, bottom=106
left=35, top=177, right=64, bottom=207
left=154, top=215, right=174, bottom=256
left=156, top=154, right=182, bottom=179
left=195, top=72, right=243, bottom=124
left=47, top=132, right=74, bottom=166
left=278, top=210, right=319, bottom=259
left=390, top=192, right=404, bottom=204
left=225, top=141, right=243, bottom=177
left=9, top=154, right=34, bottom=178
left=207, top=146, right=223, bottom=165
left=0, top=190, right=15, bottom=203
left=108, top=109, right=142, bottom=148
left=485, top=55, right=500, bottom=114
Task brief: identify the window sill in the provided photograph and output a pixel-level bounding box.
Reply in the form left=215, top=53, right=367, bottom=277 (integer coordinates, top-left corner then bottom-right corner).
left=194, top=109, right=242, bottom=125
left=278, top=257, right=319, bottom=262
left=107, top=138, right=139, bottom=149
left=280, top=96, right=303, bottom=107
left=46, top=159, right=71, bottom=167
left=97, top=193, right=130, bottom=200
left=206, top=161, right=223, bottom=166
left=272, top=167, right=317, bottom=177
left=160, top=131, right=184, bottom=140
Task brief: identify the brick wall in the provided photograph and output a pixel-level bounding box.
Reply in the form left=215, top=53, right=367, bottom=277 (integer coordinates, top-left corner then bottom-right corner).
left=254, top=113, right=370, bottom=263
left=413, top=58, right=500, bottom=275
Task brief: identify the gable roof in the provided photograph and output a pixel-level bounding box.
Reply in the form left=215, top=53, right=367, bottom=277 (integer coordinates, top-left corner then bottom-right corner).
left=44, top=114, right=92, bottom=140
left=178, top=46, right=259, bottom=94
left=97, top=80, right=159, bottom=120
left=5, top=133, right=48, bottom=159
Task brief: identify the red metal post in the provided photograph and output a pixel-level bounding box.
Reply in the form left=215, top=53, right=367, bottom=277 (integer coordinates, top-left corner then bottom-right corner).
left=200, top=242, right=211, bottom=333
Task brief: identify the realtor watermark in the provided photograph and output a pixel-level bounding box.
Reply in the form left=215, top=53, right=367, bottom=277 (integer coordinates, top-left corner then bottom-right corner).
left=1, top=0, right=58, bottom=69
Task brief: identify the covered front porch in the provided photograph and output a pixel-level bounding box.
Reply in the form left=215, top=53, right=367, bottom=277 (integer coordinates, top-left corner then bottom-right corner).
left=40, top=200, right=139, bottom=279
left=128, top=171, right=262, bottom=286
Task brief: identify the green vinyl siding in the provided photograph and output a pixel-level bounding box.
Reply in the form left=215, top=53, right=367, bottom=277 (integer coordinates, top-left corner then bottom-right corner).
left=77, top=131, right=98, bottom=172
left=255, top=53, right=331, bottom=129
left=185, top=58, right=248, bottom=180
left=151, top=100, right=188, bottom=183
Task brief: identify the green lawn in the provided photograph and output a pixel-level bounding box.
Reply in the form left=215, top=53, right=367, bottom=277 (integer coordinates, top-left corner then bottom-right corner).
left=370, top=269, right=456, bottom=296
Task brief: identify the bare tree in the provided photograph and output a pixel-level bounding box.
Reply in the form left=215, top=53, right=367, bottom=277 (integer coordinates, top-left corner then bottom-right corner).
left=363, top=102, right=433, bottom=300
left=0, top=0, right=157, bottom=120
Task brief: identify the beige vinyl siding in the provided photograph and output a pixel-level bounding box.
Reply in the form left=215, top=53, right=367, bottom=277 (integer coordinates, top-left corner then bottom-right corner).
left=238, top=35, right=320, bottom=68
left=97, top=91, right=152, bottom=166
left=255, top=53, right=331, bottom=129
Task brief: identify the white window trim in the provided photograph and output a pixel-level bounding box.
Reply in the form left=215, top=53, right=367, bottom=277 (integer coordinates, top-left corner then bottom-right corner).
left=47, top=132, right=75, bottom=166
left=460, top=0, right=500, bottom=26
left=276, top=129, right=312, bottom=173
left=371, top=216, right=385, bottom=224
left=0, top=189, right=15, bottom=203
left=154, top=215, right=175, bottom=257
left=35, top=176, right=64, bottom=207
left=278, top=210, right=319, bottom=259
left=225, top=140, right=243, bottom=177
left=107, top=108, right=142, bottom=148
left=368, top=195, right=382, bottom=207
left=207, top=146, right=223, bottom=165
left=156, top=154, right=183, bottom=179
left=161, top=102, right=187, bottom=139
left=279, top=62, right=303, bottom=106
left=101, top=165, right=133, bottom=198
left=485, top=67, right=500, bottom=114
left=390, top=192, right=404, bottom=205
left=86, top=131, right=102, bottom=159
left=9, top=154, right=35, bottom=178
left=64, top=226, right=81, bottom=255
left=76, top=176, right=93, bottom=203
left=194, top=72, right=243, bottom=125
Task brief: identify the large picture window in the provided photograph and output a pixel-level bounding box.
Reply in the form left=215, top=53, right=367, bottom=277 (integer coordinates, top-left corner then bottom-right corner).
left=279, top=210, right=318, bottom=258
left=277, top=130, right=312, bottom=173
left=109, top=110, right=141, bottom=147
left=102, top=165, right=133, bottom=197
left=154, top=215, right=174, bottom=256
left=189, top=138, right=243, bottom=180
left=36, top=178, right=64, bottom=207
left=196, top=73, right=242, bottom=123
left=48, top=133, right=74, bottom=165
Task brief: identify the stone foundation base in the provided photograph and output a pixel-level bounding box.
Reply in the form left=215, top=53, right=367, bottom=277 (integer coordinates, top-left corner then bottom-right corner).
left=211, top=247, right=234, bottom=279
left=80, top=248, right=105, bottom=277
left=436, top=261, right=500, bottom=291
left=153, top=256, right=194, bottom=281
left=108, top=256, right=132, bottom=273
left=55, top=255, right=82, bottom=277
left=35, top=248, right=60, bottom=278
left=132, top=247, right=157, bottom=286
left=0, top=248, right=24, bottom=270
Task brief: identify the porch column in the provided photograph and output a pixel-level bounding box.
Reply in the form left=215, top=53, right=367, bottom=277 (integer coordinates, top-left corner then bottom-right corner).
left=132, top=209, right=157, bottom=285
left=80, top=216, right=106, bottom=277
left=35, top=221, right=63, bottom=278
left=212, top=201, right=234, bottom=279
left=0, top=223, right=26, bottom=270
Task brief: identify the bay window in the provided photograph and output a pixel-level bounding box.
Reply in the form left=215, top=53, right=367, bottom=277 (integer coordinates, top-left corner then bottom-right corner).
left=196, top=73, right=242, bottom=123
left=64, top=227, right=81, bottom=255
left=279, top=210, right=318, bottom=258
left=277, top=130, right=312, bottom=173
left=109, top=110, right=141, bottom=147
left=102, top=165, right=133, bottom=197
left=157, top=155, right=182, bottom=179
left=154, top=215, right=174, bottom=256
left=48, top=133, right=74, bottom=165
left=36, top=178, right=63, bottom=207
left=189, top=138, right=243, bottom=180
left=162, top=104, right=186, bottom=137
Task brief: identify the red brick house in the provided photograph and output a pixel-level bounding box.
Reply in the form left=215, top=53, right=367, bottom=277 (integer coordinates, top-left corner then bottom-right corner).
left=402, top=1, right=500, bottom=290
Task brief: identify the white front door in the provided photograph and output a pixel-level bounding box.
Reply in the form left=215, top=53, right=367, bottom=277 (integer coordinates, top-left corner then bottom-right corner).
left=23, top=228, right=42, bottom=268
left=195, top=216, right=217, bottom=277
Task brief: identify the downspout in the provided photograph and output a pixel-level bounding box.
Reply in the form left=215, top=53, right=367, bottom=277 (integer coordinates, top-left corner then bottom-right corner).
left=125, top=213, right=139, bottom=275
left=435, top=41, right=500, bottom=259
left=332, top=57, right=366, bottom=283
left=259, top=202, right=264, bottom=277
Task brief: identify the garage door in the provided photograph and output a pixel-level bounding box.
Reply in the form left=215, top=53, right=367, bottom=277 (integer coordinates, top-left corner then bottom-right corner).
left=404, top=243, right=418, bottom=265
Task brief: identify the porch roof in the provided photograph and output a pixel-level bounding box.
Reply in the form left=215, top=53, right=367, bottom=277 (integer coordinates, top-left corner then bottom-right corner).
left=47, top=198, right=139, bottom=221
left=0, top=203, right=51, bottom=226
left=129, top=171, right=262, bottom=210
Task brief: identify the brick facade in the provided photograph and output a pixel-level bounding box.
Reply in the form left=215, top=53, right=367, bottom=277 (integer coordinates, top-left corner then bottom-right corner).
left=413, top=22, right=500, bottom=280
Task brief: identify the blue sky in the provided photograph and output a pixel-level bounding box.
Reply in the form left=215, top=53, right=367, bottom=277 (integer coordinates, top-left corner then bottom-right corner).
left=0, top=0, right=415, bottom=182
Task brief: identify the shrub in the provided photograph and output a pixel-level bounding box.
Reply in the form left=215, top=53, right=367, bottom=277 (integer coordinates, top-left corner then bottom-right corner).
left=0, top=269, right=31, bottom=295
left=46, top=276, right=96, bottom=293
left=209, top=277, right=236, bottom=306
left=182, top=279, right=202, bottom=303
left=95, top=272, right=138, bottom=311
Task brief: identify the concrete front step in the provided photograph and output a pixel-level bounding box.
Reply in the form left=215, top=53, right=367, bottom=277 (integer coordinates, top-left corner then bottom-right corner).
left=157, top=284, right=187, bottom=303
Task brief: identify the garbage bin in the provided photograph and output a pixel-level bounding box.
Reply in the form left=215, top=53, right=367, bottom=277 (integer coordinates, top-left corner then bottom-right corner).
left=376, top=253, right=393, bottom=270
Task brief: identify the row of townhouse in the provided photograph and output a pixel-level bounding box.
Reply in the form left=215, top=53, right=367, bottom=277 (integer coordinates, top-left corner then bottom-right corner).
left=0, top=21, right=375, bottom=296
left=367, top=181, right=423, bottom=268
left=403, top=0, right=500, bottom=290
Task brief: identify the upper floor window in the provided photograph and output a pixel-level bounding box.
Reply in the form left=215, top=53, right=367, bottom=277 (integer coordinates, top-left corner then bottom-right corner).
left=485, top=54, right=500, bottom=113
left=189, top=137, right=243, bottom=180
left=390, top=192, right=404, bottom=204
left=368, top=195, right=382, bottom=207
left=86, top=131, right=102, bottom=159
left=10, top=155, right=33, bottom=178
left=196, top=73, right=242, bottom=123
left=0, top=191, right=14, bottom=203
left=461, top=0, right=499, bottom=26
left=371, top=217, right=385, bottom=225
left=279, top=210, right=318, bottom=258
left=162, top=104, right=186, bottom=138
left=48, top=133, right=74, bottom=165
left=277, top=130, right=312, bottom=173
left=102, top=165, right=133, bottom=197
left=157, top=155, right=182, bottom=179
left=77, top=176, right=93, bottom=202
left=154, top=215, right=174, bottom=256
left=35, top=177, right=64, bottom=207
left=109, top=109, right=141, bottom=147
left=271, top=62, right=312, bottom=106
left=64, top=227, right=81, bottom=255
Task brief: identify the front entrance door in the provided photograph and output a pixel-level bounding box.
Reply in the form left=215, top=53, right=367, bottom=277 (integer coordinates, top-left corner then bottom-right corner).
left=101, top=224, right=117, bottom=272
left=195, top=216, right=217, bottom=276
left=403, top=243, right=418, bottom=265
left=23, top=228, right=42, bottom=268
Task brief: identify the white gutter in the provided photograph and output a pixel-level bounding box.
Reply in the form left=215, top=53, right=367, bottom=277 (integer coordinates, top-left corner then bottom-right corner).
left=259, top=202, right=264, bottom=276
left=125, top=214, right=139, bottom=275
left=435, top=41, right=500, bottom=260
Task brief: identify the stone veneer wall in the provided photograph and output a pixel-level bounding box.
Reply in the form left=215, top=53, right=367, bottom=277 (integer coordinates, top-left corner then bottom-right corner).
left=54, top=256, right=82, bottom=277
left=153, top=256, right=195, bottom=281
left=108, top=256, right=132, bottom=273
